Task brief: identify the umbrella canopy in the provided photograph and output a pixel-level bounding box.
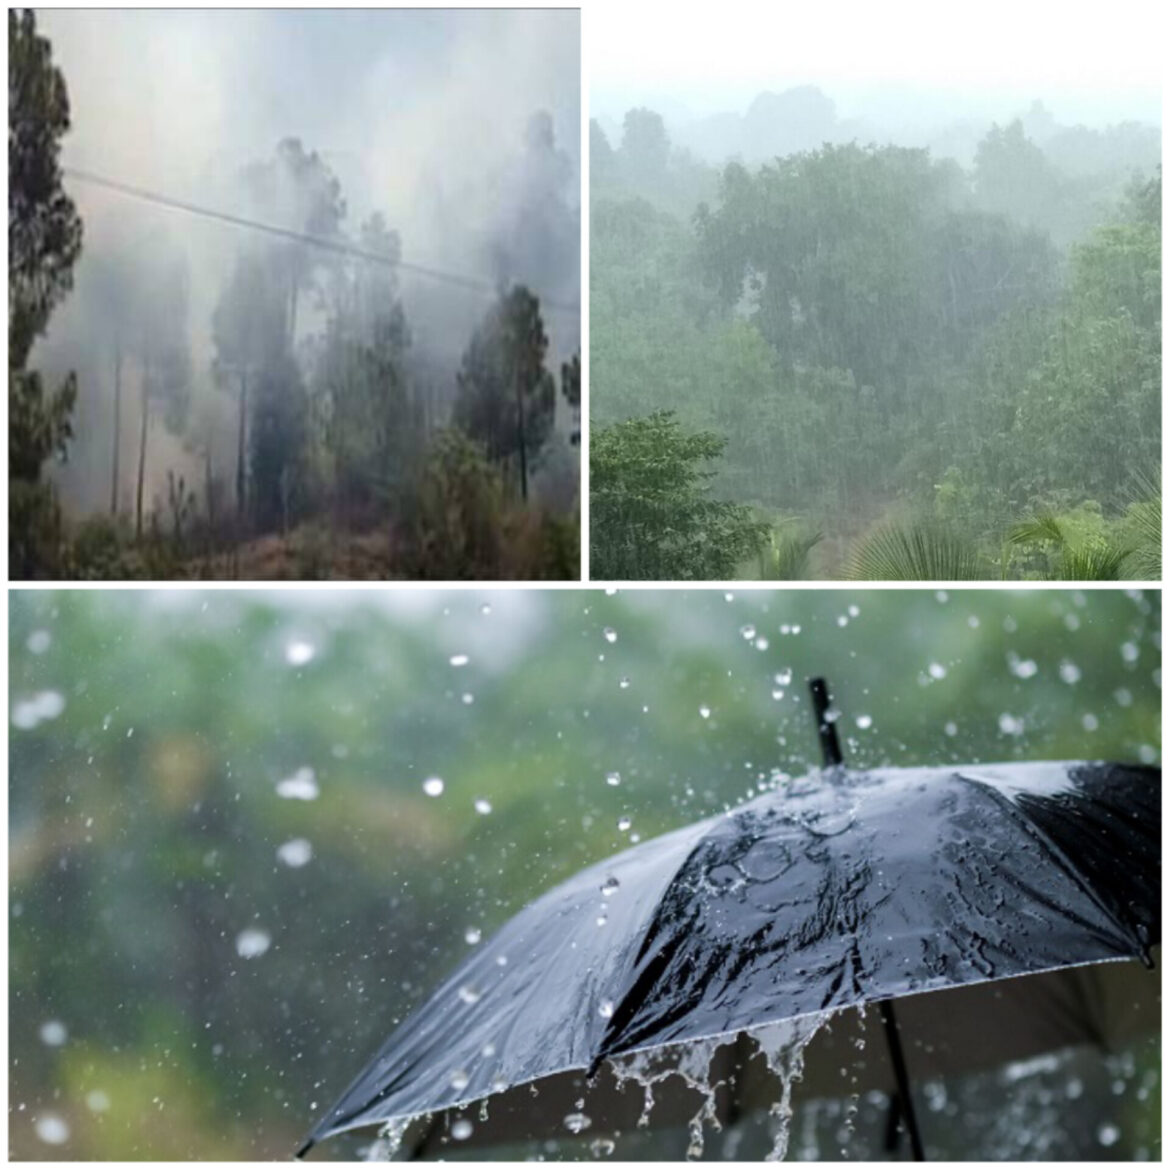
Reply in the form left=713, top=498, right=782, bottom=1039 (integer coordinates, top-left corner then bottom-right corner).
left=299, top=747, right=1159, bottom=1157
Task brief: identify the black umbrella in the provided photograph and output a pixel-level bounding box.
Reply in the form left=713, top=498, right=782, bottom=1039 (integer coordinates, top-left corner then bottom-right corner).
left=298, top=678, right=1159, bottom=1160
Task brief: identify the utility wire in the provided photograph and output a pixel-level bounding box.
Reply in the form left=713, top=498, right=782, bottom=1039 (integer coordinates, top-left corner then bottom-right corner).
left=62, top=166, right=580, bottom=316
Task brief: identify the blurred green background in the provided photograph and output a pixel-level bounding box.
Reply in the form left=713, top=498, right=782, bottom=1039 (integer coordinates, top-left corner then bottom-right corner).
left=8, top=588, right=1161, bottom=1159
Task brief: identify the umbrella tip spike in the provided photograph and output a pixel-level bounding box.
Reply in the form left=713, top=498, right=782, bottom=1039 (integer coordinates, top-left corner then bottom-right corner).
left=293, top=1136, right=315, bottom=1160
left=808, top=677, right=844, bottom=769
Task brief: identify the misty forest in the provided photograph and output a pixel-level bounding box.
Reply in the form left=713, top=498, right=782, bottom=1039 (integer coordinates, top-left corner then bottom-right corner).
left=590, top=89, right=1161, bottom=580
left=10, top=10, right=581, bottom=579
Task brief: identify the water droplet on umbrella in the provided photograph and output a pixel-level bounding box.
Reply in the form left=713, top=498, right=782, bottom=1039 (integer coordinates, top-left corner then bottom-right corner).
left=457, top=984, right=481, bottom=1005
left=600, top=876, right=620, bottom=898
left=450, top=1069, right=470, bottom=1091
left=599, top=999, right=615, bottom=1019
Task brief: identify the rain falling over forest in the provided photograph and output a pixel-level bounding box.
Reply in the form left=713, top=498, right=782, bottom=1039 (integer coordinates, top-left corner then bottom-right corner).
left=8, top=588, right=1160, bottom=1159
left=588, top=7, right=1161, bottom=581
left=9, top=9, right=581, bottom=579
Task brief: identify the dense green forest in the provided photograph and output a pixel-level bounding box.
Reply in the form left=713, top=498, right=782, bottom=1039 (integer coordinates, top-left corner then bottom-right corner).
left=590, top=94, right=1161, bottom=580
left=9, top=11, right=580, bottom=580
left=9, top=589, right=1160, bottom=1158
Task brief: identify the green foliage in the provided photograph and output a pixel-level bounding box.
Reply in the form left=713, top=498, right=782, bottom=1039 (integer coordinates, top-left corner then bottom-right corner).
left=8, top=8, right=84, bottom=371
left=8, top=10, right=83, bottom=576
left=754, top=521, right=823, bottom=580
left=591, top=411, right=769, bottom=580
left=250, top=349, right=308, bottom=534
left=453, top=286, right=556, bottom=501
left=1121, top=468, right=1161, bottom=580
left=402, top=428, right=504, bottom=579
left=848, top=524, right=986, bottom=581
left=316, top=218, right=417, bottom=520
left=1007, top=507, right=1130, bottom=581
left=592, top=102, right=1160, bottom=577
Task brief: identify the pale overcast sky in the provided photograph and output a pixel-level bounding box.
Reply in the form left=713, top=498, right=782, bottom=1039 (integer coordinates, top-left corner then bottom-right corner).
left=590, top=0, right=1164, bottom=126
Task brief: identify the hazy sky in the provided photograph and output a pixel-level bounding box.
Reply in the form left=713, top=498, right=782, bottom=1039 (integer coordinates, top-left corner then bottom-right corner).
left=591, top=0, right=1163, bottom=126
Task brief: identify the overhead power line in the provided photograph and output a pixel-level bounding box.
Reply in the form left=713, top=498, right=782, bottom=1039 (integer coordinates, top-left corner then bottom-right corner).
left=62, top=166, right=580, bottom=316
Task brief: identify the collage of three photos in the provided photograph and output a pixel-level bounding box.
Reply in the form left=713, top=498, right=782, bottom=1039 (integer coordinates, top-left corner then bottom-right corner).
left=7, top=4, right=1163, bottom=1163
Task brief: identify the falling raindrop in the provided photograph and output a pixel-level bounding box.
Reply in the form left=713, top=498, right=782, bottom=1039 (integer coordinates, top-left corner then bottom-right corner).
left=285, top=640, right=315, bottom=666
left=564, top=1112, right=592, bottom=1134
left=451, top=1119, right=474, bottom=1141
left=26, top=629, right=51, bottom=654
left=699, top=705, right=711, bottom=719
left=928, top=662, right=947, bottom=680
left=619, top=677, right=631, bottom=689
left=275, top=767, right=318, bottom=801
left=998, top=714, right=1025, bottom=736
left=423, top=777, right=445, bottom=797
left=35, top=1115, right=69, bottom=1145
left=464, top=927, right=482, bottom=945
left=1097, top=1123, right=1120, bottom=1147
left=235, top=928, right=271, bottom=958
left=855, top=714, right=873, bottom=730
left=474, top=798, right=493, bottom=815
left=602, top=628, right=617, bottom=644
left=39, top=1020, right=67, bottom=1047
left=449, top=654, right=470, bottom=667
left=617, top=816, right=632, bottom=832
left=740, top=624, right=757, bottom=640
left=1059, top=660, right=1082, bottom=684
left=85, top=1090, right=110, bottom=1113
left=276, top=839, right=313, bottom=868
left=605, top=771, right=621, bottom=787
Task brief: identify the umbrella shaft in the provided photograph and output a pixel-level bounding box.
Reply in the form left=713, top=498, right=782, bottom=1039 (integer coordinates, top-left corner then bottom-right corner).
left=879, top=1000, right=926, bottom=1161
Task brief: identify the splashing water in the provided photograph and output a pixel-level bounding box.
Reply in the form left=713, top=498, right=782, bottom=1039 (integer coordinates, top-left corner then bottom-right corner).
left=753, top=1013, right=832, bottom=1160
left=611, top=1037, right=726, bottom=1159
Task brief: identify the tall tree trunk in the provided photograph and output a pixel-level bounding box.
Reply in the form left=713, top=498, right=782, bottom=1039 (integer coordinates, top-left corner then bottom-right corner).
left=236, top=369, right=248, bottom=518
left=109, top=338, right=122, bottom=516
left=204, top=446, right=215, bottom=528
left=515, top=369, right=528, bottom=502
left=135, top=369, right=149, bottom=540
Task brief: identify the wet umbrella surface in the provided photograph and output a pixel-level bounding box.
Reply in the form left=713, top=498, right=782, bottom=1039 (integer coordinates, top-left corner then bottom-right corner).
left=300, top=690, right=1160, bottom=1160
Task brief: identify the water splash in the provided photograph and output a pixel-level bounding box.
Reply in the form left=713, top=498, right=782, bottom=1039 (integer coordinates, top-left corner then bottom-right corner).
left=611, top=1037, right=725, bottom=1159
left=753, top=1013, right=832, bottom=1161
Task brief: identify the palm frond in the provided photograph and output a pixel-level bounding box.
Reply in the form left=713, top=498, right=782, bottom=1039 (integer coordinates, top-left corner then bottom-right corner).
left=848, top=524, right=984, bottom=581
left=757, top=525, right=823, bottom=580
